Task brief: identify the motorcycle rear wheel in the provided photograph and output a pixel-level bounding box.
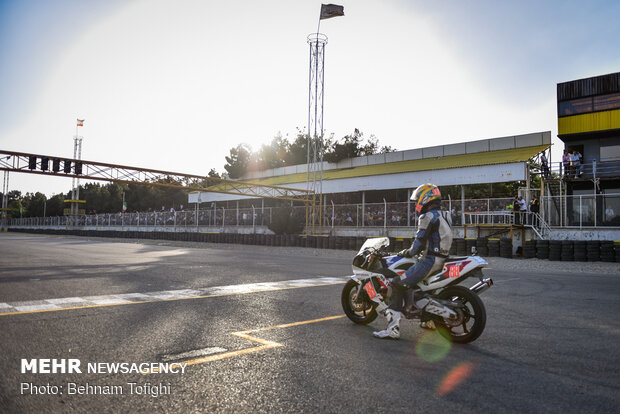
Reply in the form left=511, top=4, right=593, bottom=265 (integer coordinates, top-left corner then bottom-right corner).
left=341, top=280, right=378, bottom=325
left=433, top=285, right=486, bottom=344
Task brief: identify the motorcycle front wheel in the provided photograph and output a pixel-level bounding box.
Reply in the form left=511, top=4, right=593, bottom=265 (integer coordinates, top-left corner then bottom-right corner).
left=341, top=280, right=378, bottom=325
left=433, top=285, right=486, bottom=344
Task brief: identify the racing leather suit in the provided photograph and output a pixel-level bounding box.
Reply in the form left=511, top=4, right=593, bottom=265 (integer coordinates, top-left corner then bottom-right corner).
left=389, top=207, right=452, bottom=312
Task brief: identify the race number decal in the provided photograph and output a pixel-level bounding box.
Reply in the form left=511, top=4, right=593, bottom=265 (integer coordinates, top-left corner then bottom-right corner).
left=363, top=282, right=378, bottom=299
left=448, top=265, right=460, bottom=278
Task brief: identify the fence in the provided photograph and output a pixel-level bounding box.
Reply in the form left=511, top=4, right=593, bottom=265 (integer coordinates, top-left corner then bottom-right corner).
left=542, top=193, right=620, bottom=228
left=12, top=195, right=619, bottom=230
left=543, top=158, right=620, bottom=180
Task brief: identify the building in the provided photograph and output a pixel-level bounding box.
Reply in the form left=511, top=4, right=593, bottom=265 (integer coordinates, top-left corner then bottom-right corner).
left=556, top=71, right=620, bottom=226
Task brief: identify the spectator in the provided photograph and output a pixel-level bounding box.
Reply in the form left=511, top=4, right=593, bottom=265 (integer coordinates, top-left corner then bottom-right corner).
left=540, top=152, right=550, bottom=179
left=529, top=197, right=539, bottom=225
left=512, top=196, right=519, bottom=224
left=514, top=195, right=526, bottom=224
left=562, top=150, right=570, bottom=177
left=570, top=150, right=582, bottom=178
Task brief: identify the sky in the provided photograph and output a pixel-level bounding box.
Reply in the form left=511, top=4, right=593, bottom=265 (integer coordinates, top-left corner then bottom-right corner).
left=1, top=0, right=619, bottom=197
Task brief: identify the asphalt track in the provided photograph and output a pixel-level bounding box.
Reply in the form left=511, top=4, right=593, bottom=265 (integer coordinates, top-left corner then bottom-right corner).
left=0, top=233, right=619, bottom=413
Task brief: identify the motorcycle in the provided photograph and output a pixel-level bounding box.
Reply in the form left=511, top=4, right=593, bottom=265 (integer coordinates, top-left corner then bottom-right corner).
left=341, top=237, right=493, bottom=343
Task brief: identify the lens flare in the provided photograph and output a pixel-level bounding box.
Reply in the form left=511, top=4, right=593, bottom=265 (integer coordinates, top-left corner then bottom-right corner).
left=415, top=329, right=451, bottom=362
left=436, top=362, right=477, bottom=396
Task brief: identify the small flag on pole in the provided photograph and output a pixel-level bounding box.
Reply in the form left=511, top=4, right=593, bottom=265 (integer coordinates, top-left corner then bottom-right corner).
left=77, top=119, right=84, bottom=127
left=320, top=4, right=344, bottom=20
left=122, top=201, right=127, bottom=213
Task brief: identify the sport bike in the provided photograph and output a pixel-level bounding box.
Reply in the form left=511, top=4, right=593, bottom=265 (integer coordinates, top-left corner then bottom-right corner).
left=341, top=237, right=493, bottom=343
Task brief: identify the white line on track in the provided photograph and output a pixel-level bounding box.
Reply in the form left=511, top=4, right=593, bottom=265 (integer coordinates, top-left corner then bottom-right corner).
left=0, top=276, right=348, bottom=315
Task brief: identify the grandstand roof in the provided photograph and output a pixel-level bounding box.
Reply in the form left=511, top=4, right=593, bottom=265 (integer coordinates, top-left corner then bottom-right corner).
left=189, top=131, right=551, bottom=203
left=248, top=144, right=549, bottom=187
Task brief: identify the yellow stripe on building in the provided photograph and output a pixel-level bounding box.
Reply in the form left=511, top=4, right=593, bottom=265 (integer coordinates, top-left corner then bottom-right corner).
left=558, top=109, right=620, bottom=135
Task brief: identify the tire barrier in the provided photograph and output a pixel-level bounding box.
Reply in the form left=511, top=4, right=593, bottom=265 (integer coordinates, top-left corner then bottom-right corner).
left=548, top=240, right=562, bottom=261
left=449, top=238, right=459, bottom=256
left=476, top=237, right=489, bottom=256
left=586, top=240, right=600, bottom=262
left=536, top=240, right=549, bottom=260
left=600, top=241, right=614, bottom=262
left=573, top=241, right=587, bottom=262
left=487, top=239, right=500, bottom=257
left=465, top=238, right=477, bottom=256
left=7, top=229, right=618, bottom=263
left=499, top=238, right=513, bottom=258
left=455, top=238, right=467, bottom=256
left=524, top=240, right=536, bottom=259
left=561, top=241, right=574, bottom=262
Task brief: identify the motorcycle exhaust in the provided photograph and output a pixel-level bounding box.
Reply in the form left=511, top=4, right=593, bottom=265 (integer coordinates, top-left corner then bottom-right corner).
left=470, top=278, right=493, bottom=294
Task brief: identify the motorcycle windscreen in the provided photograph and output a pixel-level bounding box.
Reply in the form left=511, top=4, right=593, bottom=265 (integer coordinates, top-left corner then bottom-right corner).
left=357, top=237, right=390, bottom=254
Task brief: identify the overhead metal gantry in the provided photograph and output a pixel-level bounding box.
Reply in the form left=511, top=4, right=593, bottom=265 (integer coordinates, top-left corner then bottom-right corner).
left=0, top=150, right=314, bottom=203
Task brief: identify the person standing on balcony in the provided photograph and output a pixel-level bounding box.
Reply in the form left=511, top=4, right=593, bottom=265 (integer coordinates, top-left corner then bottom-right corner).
left=571, top=150, right=582, bottom=178
left=517, top=196, right=527, bottom=225
left=562, top=150, right=570, bottom=177
left=540, top=152, right=550, bottom=179
left=529, top=197, right=539, bottom=226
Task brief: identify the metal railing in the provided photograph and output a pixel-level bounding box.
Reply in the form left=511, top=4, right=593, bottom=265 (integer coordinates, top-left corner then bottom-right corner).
left=541, top=158, right=620, bottom=180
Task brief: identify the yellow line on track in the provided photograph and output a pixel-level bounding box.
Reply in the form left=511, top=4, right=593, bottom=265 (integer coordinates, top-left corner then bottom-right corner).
left=146, top=315, right=346, bottom=373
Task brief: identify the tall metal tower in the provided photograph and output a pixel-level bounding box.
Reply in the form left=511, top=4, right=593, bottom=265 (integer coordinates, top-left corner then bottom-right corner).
left=306, top=33, right=328, bottom=233
left=70, top=120, right=84, bottom=216
left=1, top=169, right=8, bottom=230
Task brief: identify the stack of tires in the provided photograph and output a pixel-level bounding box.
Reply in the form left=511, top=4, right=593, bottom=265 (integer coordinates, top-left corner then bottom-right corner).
left=600, top=241, right=615, bottom=262
left=560, top=241, right=574, bottom=261
left=465, top=238, right=477, bottom=256
left=548, top=240, right=562, bottom=261
left=586, top=241, right=600, bottom=262
left=487, top=239, right=500, bottom=257
left=455, top=238, right=467, bottom=256
left=573, top=240, right=587, bottom=261
left=476, top=237, right=489, bottom=256
left=449, top=238, right=459, bottom=256
left=499, top=238, right=513, bottom=258
left=523, top=240, right=537, bottom=258
left=536, top=240, right=549, bottom=260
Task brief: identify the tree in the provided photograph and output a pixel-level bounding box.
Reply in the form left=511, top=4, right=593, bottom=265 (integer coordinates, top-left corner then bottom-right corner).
left=256, top=133, right=290, bottom=170
left=285, top=130, right=310, bottom=166
left=323, top=128, right=365, bottom=162
left=224, top=144, right=252, bottom=178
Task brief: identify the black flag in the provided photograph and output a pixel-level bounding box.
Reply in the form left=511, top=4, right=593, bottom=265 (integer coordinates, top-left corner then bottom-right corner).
left=320, top=4, right=344, bottom=20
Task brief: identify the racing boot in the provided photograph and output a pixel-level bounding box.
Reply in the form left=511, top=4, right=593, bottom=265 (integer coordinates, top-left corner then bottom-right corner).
left=420, top=319, right=436, bottom=330
left=372, top=309, right=401, bottom=339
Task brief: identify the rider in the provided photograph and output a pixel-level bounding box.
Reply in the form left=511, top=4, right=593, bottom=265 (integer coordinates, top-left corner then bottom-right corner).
left=373, top=183, right=453, bottom=339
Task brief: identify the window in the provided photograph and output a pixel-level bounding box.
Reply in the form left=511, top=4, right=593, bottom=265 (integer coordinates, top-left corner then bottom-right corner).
left=593, top=92, right=620, bottom=112
left=558, top=92, right=620, bottom=117
left=600, top=144, right=620, bottom=162
left=558, top=97, right=593, bottom=116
